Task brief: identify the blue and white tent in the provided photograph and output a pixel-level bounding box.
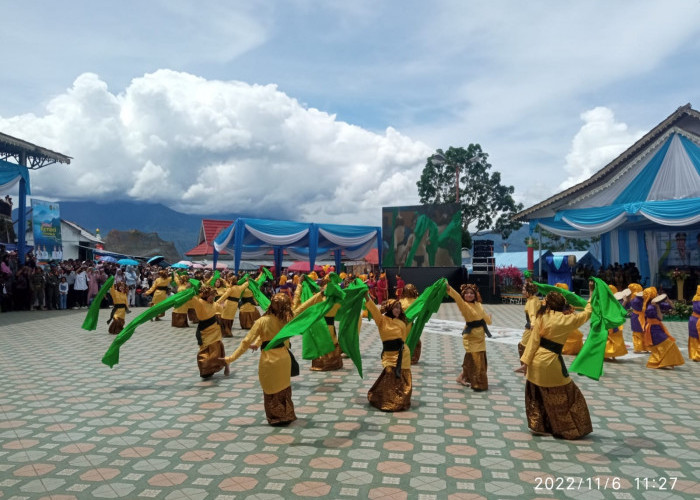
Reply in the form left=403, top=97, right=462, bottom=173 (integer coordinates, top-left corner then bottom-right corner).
left=515, top=104, right=700, bottom=285
left=212, top=217, right=382, bottom=275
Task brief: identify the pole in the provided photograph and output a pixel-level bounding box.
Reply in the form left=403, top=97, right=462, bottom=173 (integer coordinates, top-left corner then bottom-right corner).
left=456, top=164, right=460, bottom=203
left=18, top=152, right=27, bottom=265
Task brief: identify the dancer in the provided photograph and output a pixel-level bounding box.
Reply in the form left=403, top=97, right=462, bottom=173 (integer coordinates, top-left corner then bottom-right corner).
left=689, top=286, right=700, bottom=361
left=218, top=277, right=249, bottom=337
left=238, top=279, right=261, bottom=329
left=516, top=284, right=594, bottom=439
left=364, top=294, right=412, bottom=411
left=187, top=270, right=204, bottom=324
left=220, top=291, right=324, bottom=425
left=145, top=269, right=172, bottom=320
left=107, top=282, right=129, bottom=335
left=518, top=281, right=541, bottom=359
left=642, top=288, right=685, bottom=369
left=171, top=274, right=190, bottom=328
left=623, top=283, right=646, bottom=352
left=447, top=283, right=492, bottom=391
left=376, top=272, right=389, bottom=305
left=604, top=286, right=629, bottom=361
left=399, top=283, right=420, bottom=364
left=395, top=274, right=405, bottom=299
left=189, top=284, right=229, bottom=378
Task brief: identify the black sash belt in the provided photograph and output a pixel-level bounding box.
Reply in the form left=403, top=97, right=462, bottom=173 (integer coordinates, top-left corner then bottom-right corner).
left=524, top=312, right=531, bottom=330
left=156, top=286, right=168, bottom=291
left=261, top=340, right=300, bottom=377
left=107, top=304, right=126, bottom=324
left=325, top=316, right=335, bottom=326
left=382, top=339, right=404, bottom=378
left=227, top=296, right=240, bottom=302
left=539, top=337, right=568, bottom=377
left=462, top=319, right=492, bottom=338
left=196, top=316, right=218, bottom=346
left=239, top=296, right=255, bottom=306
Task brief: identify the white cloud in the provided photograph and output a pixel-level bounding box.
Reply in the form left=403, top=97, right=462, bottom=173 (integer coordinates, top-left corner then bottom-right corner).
left=0, top=70, right=432, bottom=226
left=559, top=107, right=645, bottom=190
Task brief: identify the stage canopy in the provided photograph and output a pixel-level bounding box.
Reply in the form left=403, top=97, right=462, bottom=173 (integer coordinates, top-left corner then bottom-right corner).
left=212, top=217, right=382, bottom=275
left=514, top=104, right=700, bottom=285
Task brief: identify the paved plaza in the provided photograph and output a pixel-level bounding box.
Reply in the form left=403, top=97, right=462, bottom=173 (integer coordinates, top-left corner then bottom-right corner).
left=1, top=302, right=699, bottom=500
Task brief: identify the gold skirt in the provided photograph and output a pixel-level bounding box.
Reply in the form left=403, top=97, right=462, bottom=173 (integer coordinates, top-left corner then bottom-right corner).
left=187, top=308, right=199, bottom=323
left=197, top=341, right=227, bottom=378
left=632, top=330, right=646, bottom=352
left=108, top=318, right=124, bottom=335
left=689, top=336, right=700, bottom=361
left=264, top=386, right=296, bottom=425
left=368, top=367, right=412, bottom=412
left=525, top=380, right=592, bottom=440
left=647, top=338, right=685, bottom=369
left=220, top=318, right=233, bottom=337
left=462, top=351, right=488, bottom=391
left=411, top=340, right=422, bottom=365
left=239, top=310, right=261, bottom=330
left=604, top=331, right=628, bottom=358
left=171, top=312, right=189, bottom=328
left=311, top=344, right=343, bottom=371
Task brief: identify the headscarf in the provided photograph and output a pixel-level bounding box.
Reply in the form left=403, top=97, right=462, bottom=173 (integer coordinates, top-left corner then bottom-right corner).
left=693, top=285, right=700, bottom=302
left=266, top=293, right=293, bottom=323
left=460, top=283, right=482, bottom=303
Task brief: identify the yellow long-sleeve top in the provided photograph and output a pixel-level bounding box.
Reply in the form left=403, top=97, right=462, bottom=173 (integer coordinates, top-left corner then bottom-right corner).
left=225, top=292, right=324, bottom=394
left=521, top=296, right=542, bottom=347
left=146, top=277, right=172, bottom=305
left=239, top=286, right=258, bottom=313
left=109, top=287, right=128, bottom=321
left=219, top=282, right=249, bottom=320
left=189, top=297, right=226, bottom=347
left=520, top=302, right=592, bottom=387
left=173, top=282, right=190, bottom=314
left=447, top=287, right=492, bottom=353
left=399, top=296, right=417, bottom=337
left=365, top=299, right=411, bottom=370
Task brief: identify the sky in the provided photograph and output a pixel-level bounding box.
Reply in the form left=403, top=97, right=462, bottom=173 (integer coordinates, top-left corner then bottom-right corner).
left=1, top=0, right=699, bottom=227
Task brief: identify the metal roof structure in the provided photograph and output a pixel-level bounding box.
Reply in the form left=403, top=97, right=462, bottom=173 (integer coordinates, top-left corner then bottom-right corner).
left=0, top=132, right=72, bottom=169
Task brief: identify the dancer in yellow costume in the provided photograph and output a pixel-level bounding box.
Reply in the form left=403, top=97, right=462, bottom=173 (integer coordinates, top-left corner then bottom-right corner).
left=365, top=295, right=412, bottom=411
left=145, top=269, right=172, bottom=320
left=238, top=279, right=261, bottom=329
left=188, top=285, right=229, bottom=378
left=516, top=285, right=594, bottom=439
left=447, top=283, right=492, bottom=391
left=689, top=286, right=700, bottom=361
left=554, top=283, right=583, bottom=355
left=218, top=277, right=249, bottom=338
left=399, top=284, right=420, bottom=364
left=518, top=281, right=541, bottom=359
left=604, top=285, right=629, bottom=360
left=641, top=287, right=685, bottom=369
left=107, top=282, right=129, bottom=335
left=171, top=274, right=190, bottom=328
left=623, top=283, right=645, bottom=352
left=221, top=291, right=324, bottom=425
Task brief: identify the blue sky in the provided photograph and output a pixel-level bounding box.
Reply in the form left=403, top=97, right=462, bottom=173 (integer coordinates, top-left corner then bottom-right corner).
left=1, top=0, right=699, bottom=226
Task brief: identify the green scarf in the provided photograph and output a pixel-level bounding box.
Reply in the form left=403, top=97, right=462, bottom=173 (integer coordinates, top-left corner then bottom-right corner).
left=81, top=276, right=115, bottom=331
left=101, top=280, right=200, bottom=368
left=405, top=278, right=448, bottom=354
left=257, top=267, right=274, bottom=284
left=265, top=282, right=344, bottom=359
left=404, top=214, right=439, bottom=267
left=533, top=281, right=588, bottom=308
left=569, top=277, right=627, bottom=380
left=209, top=270, right=221, bottom=286
left=245, top=276, right=270, bottom=311
left=335, top=279, right=369, bottom=377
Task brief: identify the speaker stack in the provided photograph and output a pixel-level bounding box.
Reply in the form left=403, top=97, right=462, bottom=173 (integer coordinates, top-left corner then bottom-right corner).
left=471, top=239, right=498, bottom=303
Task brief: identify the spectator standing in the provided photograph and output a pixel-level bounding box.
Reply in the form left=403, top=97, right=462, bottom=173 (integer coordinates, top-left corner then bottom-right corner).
left=125, top=266, right=138, bottom=307
left=66, top=267, right=76, bottom=309
left=58, top=277, right=69, bottom=310
left=45, top=267, right=59, bottom=310
left=30, top=267, right=46, bottom=310
left=74, top=267, right=89, bottom=308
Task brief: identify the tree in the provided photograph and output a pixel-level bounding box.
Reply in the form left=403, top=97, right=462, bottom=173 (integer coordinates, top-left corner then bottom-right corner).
left=417, top=144, right=523, bottom=248
left=526, top=228, right=600, bottom=252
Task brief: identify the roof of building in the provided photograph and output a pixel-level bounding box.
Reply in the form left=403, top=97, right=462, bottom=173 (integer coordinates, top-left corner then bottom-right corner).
left=185, top=219, right=233, bottom=257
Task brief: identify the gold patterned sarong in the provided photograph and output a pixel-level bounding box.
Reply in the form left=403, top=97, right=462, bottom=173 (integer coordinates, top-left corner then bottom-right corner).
left=311, top=344, right=343, bottom=371
left=263, top=386, right=296, bottom=425
left=647, top=338, right=685, bottom=369
left=108, top=317, right=124, bottom=335
left=219, top=318, right=233, bottom=337
left=187, top=308, right=199, bottom=324
left=411, top=340, right=422, bottom=364
left=171, top=312, right=189, bottom=328
left=525, top=380, right=592, bottom=440
left=462, top=351, right=488, bottom=391
left=239, top=310, right=261, bottom=329
left=368, top=367, right=412, bottom=412
left=517, top=342, right=525, bottom=358
left=197, top=340, right=226, bottom=378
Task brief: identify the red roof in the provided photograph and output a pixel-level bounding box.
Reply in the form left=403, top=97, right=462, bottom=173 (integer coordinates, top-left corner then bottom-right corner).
left=365, top=248, right=378, bottom=265
left=184, top=219, right=233, bottom=257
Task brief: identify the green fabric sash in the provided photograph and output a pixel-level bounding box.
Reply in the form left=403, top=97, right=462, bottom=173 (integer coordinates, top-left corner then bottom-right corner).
left=209, top=270, right=221, bottom=286
left=404, top=214, right=439, bottom=266
left=258, top=267, right=273, bottom=284
left=335, top=279, right=369, bottom=377
left=405, top=278, right=448, bottom=354
left=81, top=276, right=115, bottom=331
left=245, top=276, right=270, bottom=311
left=569, top=277, right=627, bottom=380
left=298, top=278, right=329, bottom=359
left=533, top=281, right=588, bottom=308
left=265, top=282, right=344, bottom=360
left=101, top=281, right=200, bottom=368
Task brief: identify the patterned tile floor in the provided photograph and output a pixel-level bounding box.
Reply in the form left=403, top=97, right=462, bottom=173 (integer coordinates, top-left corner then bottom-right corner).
left=1, top=303, right=699, bottom=500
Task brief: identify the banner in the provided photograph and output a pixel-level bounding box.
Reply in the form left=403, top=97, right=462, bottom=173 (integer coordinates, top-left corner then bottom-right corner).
left=382, top=204, right=462, bottom=267
left=658, top=230, right=699, bottom=270
left=31, top=199, right=63, bottom=261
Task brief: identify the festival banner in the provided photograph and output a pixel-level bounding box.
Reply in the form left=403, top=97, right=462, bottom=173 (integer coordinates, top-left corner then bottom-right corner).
left=31, top=199, right=63, bottom=261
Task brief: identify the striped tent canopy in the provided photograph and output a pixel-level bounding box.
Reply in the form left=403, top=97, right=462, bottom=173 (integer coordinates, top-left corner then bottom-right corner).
left=515, top=104, right=700, bottom=285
